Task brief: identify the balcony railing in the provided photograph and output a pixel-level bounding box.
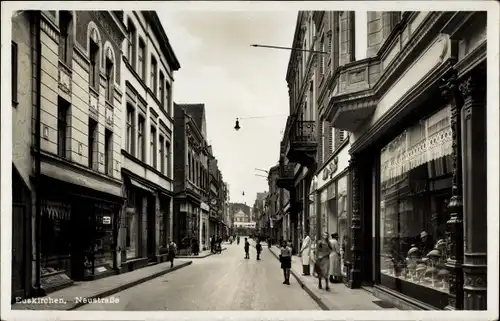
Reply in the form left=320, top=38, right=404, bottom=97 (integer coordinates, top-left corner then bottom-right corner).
left=291, top=120, right=316, bottom=143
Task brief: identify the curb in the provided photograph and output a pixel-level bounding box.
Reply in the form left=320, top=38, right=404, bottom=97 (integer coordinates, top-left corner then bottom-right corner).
left=177, top=247, right=227, bottom=259
left=67, top=261, right=192, bottom=310
left=267, top=248, right=329, bottom=311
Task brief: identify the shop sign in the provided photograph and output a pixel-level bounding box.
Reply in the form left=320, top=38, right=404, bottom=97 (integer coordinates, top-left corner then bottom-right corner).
left=102, top=216, right=111, bottom=224
left=322, top=157, right=339, bottom=181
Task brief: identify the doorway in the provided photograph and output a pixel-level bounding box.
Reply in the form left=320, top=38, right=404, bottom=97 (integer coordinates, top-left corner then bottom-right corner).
left=147, top=194, right=156, bottom=261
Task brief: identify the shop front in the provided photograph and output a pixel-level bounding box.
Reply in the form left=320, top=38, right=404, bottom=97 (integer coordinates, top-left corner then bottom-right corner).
left=313, top=141, right=351, bottom=280
left=334, top=14, right=487, bottom=310
left=200, top=202, right=209, bottom=251
left=39, top=175, right=123, bottom=291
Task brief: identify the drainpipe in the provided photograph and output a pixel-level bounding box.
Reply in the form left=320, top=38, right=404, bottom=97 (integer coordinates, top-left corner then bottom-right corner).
left=33, top=10, right=45, bottom=297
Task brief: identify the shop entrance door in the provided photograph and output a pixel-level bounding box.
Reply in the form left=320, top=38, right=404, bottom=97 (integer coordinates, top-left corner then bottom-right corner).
left=147, top=195, right=156, bottom=261
left=11, top=202, right=26, bottom=301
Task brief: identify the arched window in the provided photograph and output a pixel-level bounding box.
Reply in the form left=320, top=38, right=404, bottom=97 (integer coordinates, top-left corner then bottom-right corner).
left=104, top=44, right=115, bottom=102
left=88, top=26, right=101, bottom=91
left=127, top=19, right=136, bottom=68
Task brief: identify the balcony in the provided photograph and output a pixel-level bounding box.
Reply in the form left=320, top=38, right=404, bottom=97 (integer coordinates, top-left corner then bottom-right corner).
left=285, top=119, right=317, bottom=166
left=276, top=163, right=294, bottom=191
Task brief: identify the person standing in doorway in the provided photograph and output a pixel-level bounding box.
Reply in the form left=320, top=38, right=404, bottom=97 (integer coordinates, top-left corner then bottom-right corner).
left=315, top=232, right=332, bottom=291
left=210, top=235, right=216, bottom=253
left=279, top=240, right=292, bottom=285
left=167, top=238, right=177, bottom=268
left=244, top=237, right=250, bottom=259
left=329, top=233, right=342, bottom=283
left=256, top=239, right=262, bottom=260
left=300, top=232, right=312, bottom=276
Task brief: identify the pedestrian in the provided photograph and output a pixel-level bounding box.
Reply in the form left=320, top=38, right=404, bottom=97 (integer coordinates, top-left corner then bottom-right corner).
left=279, top=239, right=292, bottom=285
left=167, top=238, right=177, bottom=268
left=237, top=235, right=240, bottom=245
left=217, top=236, right=222, bottom=254
left=315, top=232, right=332, bottom=291
left=244, top=237, right=250, bottom=259
left=256, top=240, right=262, bottom=260
left=210, top=235, right=216, bottom=253
left=329, top=233, right=342, bottom=283
left=300, top=232, right=312, bottom=276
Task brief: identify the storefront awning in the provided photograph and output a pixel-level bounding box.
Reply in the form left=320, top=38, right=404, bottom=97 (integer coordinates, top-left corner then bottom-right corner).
left=129, top=177, right=156, bottom=194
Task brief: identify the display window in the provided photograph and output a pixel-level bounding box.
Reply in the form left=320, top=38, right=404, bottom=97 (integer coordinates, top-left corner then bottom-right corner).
left=40, top=200, right=72, bottom=275
left=126, top=192, right=141, bottom=259
left=337, top=175, right=348, bottom=277
left=379, top=106, right=452, bottom=297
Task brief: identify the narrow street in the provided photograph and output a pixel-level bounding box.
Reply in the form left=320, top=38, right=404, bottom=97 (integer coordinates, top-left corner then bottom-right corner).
left=76, top=241, right=320, bottom=311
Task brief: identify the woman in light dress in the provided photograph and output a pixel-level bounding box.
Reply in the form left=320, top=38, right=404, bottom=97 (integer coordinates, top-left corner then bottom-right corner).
left=329, top=233, right=342, bottom=283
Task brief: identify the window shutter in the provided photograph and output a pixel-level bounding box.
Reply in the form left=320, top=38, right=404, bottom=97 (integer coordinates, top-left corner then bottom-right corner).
left=318, top=121, right=324, bottom=164
left=339, top=130, right=345, bottom=142
left=327, top=125, right=333, bottom=155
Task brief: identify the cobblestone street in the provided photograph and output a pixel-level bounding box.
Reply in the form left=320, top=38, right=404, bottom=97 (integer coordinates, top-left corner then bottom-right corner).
left=76, top=242, right=320, bottom=311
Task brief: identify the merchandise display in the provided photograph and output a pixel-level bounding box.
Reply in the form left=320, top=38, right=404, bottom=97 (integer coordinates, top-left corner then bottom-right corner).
left=379, top=106, right=453, bottom=295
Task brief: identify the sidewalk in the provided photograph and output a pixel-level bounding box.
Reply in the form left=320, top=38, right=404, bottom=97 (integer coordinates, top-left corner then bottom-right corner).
left=11, top=260, right=192, bottom=311
left=256, top=240, right=397, bottom=311
left=176, top=246, right=227, bottom=259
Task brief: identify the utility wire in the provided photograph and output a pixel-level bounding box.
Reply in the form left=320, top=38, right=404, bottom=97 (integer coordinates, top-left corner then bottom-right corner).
left=238, top=114, right=288, bottom=120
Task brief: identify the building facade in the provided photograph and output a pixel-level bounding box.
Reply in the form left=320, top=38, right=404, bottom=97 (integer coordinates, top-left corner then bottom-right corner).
left=275, top=10, right=487, bottom=311
left=119, top=11, right=180, bottom=272
left=173, top=103, right=210, bottom=252
left=265, top=165, right=280, bottom=242
left=11, top=10, right=128, bottom=298
left=325, top=11, right=487, bottom=310
left=10, top=10, right=183, bottom=301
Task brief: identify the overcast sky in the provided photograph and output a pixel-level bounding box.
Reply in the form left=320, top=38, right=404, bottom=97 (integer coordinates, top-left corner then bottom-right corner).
left=159, top=11, right=297, bottom=206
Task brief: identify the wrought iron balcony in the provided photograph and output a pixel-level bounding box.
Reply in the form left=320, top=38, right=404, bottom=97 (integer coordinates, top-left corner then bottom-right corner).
left=285, top=119, right=317, bottom=166
left=276, top=163, right=295, bottom=190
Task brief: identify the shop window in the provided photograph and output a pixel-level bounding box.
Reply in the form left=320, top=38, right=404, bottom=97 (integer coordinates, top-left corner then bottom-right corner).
left=126, top=192, right=141, bottom=259
left=40, top=201, right=72, bottom=275
left=91, top=203, right=115, bottom=277
left=379, top=106, right=453, bottom=300
left=337, top=175, right=348, bottom=277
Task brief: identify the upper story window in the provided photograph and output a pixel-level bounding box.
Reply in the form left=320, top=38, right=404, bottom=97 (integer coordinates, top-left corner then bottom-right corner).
left=138, top=38, right=146, bottom=81
left=151, top=56, right=158, bottom=96
left=11, top=42, right=18, bottom=105
left=165, top=82, right=171, bottom=115
left=150, top=126, right=157, bottom=168
left=127, top=19, right=136, bottom=68
left=159, top=72, right=165, bottom=107
left=105, top=54, right=114, bottom=103
left=159, top=135, right=165, bottom=174
left=126, top=105, right=135, bottom=154
left=137, top=115, right=145, bottom=161
left=89, top=36, right=100, bottom=91
left=59, top=11, right=73, bottom=66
